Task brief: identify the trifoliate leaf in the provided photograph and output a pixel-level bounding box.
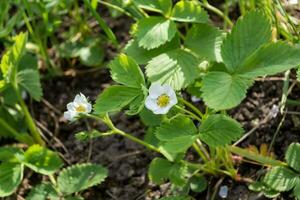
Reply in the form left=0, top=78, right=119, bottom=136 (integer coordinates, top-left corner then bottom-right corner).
left=24, top=145, right=63, bottom=175
left=185, top=24, right=224, bottom=62
left=238, top=42, right=300, bottom=78
left=201, top=72, right=253, bottom=110
left=155, top=116, right=197, bottom=153
left=94, top=85, right=141, bottom=114
left=171, top=1, right=208, bottom=23
left=57, top=163, right=108, bottom=195
left=0, top=163, right=23, bottom=197
left=109, top=54, right=145, bottom=88
left=285, top=143, right=300, bottom=172
left=135, top=16, right=177, bottom=50
left=264, top=166, right=298, bottom=192
left=161, top=135, right=197, bottom=153
left=221, top=11, right=271, bottom=73
left=199, top=114, right=244, bottom=147
left=17, top=69, right=43, bottom=101
left=146, top=49, right=199, bottom=90
left=148, top=158, right=172, bottom=184
left=155, top=116, right=197, bottom=141
left=26, top=183, right=59, bottom=200
left=124, top=35, right=180, bottom=64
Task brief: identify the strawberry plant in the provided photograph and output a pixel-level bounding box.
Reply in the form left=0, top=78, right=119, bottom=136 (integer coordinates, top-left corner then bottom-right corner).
left=2, top=0, right=300, bottom=199
left=63, top=1, right=300, bottom=199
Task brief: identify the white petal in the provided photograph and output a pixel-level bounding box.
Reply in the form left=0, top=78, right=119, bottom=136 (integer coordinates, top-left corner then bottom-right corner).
left=145, top=96, right=159, bottom=111
left=148, top=82, right=164, bottom=98
left=64, top=111, right=76, bottom=121
left=162, top=84, right=176, bottom=97
left=153, top=105, right=172, bottom=115
left=85, top=103, right=92, bottom=113
left=169, top=94, right=178, bottom=106
left=67, top=102, right=76, bottom=111
left=74, top=93, right=87, bottom=104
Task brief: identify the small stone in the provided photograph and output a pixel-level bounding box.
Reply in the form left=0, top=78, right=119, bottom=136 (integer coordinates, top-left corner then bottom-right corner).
left=270, top=105, right=279, bottom=118
left=219, top=185, right=229, bottom=199
left=191, top=96, right=201, bottom=102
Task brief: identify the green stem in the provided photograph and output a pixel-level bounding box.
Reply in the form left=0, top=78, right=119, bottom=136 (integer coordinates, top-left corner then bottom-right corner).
left=192, top=143, right=208, bottom=162
left=175, top=105, right=202, bottom=122
left=49, top=175, right=57, bottom=186
left=196, top=139, right=210, bottom=160
left=103, top=114, right=160, bottom=153
left=179, top=98, right=204, bottom=118
left=16, top=90, right=45, bottom=146
left=98, top=0, right=136, bottom=20
left=200, top=1, right=233, bottom=28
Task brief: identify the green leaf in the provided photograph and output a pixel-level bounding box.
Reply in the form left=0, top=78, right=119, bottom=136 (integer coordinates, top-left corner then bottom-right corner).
left=0, top=147, right=23, bottom=162
left=94, top=85, right=141, bottom=114
left=139, top=108, right=162, bottom=127
left=146, top=49, right=199, bottom=90
left=159, top=196, right=192, bottom=200
left=18, top=53, right=38, bottom=71
left=57, top=163, right=108, bottom=195
left=285, top=143, right=300, bottom=172
left=17, top=69, right=43, bottom=101
left=161, top=136, right=197, bottom=153
left=1, top=32, right=27, bottom=83
left=124, top=35, right=180, bottom=64
left=171, top=1, right=208, bottom=23
left=134, top=0, right=172, bottom=15
left=135, top=17, right=177, bottom=50
left=26, top=183, right=59, bottom=200
left=78, top=44, right=104, bottom=67
left=190, top=176, right=207, bottom=193
left=169, top=162, right=189, bottom=186
left=65, top=196, right=84, bottom=200
left=201, top=72, right=253, bottom=110
left=293, top=179, right=300, bottom=199
left=0, top=163, right=23, bottom=197
left=24, top=145, right=63, bottom=175
left=185, top=24, right=224, bottom=62
left=238, top=42, right=300, bottom=78
left=148, top=158, right=172, bottom=184
left=263, top=188, right=280, bottom=198
left=229, top=146, right=285, bottom=167
left=126, top=91, right=146, bottom=115
left=58, top=41, right=84, bottom=58
left=264, top=166, right=298, bottom=192
left=199, top=114, right=243, bottom=147
left=0, top=11, right=21, bottom=38
left=109, top=54, right=145, bottom=88
left=155, top=116, right=197, bottom=141
left=221, top=11, right=271, bottom=73
left=155, top=116, right=197, bottom=153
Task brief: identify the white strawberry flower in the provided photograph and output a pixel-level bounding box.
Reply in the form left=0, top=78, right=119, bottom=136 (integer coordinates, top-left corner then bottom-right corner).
left=145, top=83, right=178, bottom=115
left=63, top=93, right=92, bottom=121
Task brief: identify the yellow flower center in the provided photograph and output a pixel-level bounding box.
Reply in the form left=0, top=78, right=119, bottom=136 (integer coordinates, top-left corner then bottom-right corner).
left=157, top=94, right=170, bottom=107
left=76, top=105, right=87, bottom=113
